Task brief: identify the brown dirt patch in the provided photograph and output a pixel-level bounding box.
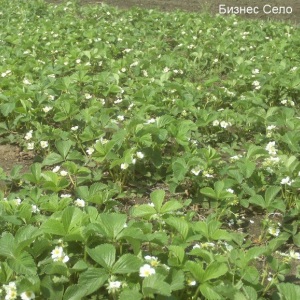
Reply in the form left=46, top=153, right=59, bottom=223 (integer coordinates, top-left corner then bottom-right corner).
left=0, top=144, right=34, bottom=174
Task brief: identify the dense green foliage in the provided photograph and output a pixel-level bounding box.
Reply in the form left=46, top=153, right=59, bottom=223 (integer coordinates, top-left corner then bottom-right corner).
left=0, top=0, right=300, bottom=299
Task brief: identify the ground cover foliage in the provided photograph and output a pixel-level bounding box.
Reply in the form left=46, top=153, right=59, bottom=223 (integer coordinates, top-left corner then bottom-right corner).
left=0, top=0, right=300, bottom=299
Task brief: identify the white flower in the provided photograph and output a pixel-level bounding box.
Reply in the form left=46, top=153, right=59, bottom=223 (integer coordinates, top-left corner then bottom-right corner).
left=226, top=188, right=234, bottom=194
left=14, top=198, right=21, bottom=206
left=148, top=203, right=155, bottom=207
left=25, top=130, right=33, bottom=140
left=76, top=59, right=81, bottom=64
left=85, top=93, right=92, bottom=99
left=114, top=98, right=122, bottom=104
left=52, top=166, right=61, bottom=173
left=252, top=80, right=261, bottom=90
left=191, top=166, right=201, bottom=176
left=120, top=163, right=129, bottom=170
left=71, top=126, right=78, bottom=131
left=163, top=67, right=170, bottom=73
left=252, top=69, right=260, bottom=74
left=192, top=244, right=201, bottom=249
left=51, top=246, right=69, bottom=263
left=212, top=120, right=219, bottom=126
left=131, top=158, right=136, bottom=164
left=23, top=78, right=31, bottom=85
left=1, top=70, right=11, bottom=77
left=267, top=125, right=277, bottom=131
left=268, top=227, right=280, bottom=237
left=281, top=99, right=287, bottom=105
left=74, top=198, right=85, bottom=207
left=107, top=281, right=122, bottom=293
left=60, top=170, right=68, bottom=177
left=136, top=151, right=144, bottom=159
left=139, top=264, right=155, bottom=277
left=121, top=68, right=126, bottom=72
left=220, top=121, right=231, bottom=128
left=289, top=250, right=300, bottom=260
left=27, top=143, right=34, bottom=150
left=187, top=280, right=197, bottom=286
left=96, top=137, right=108, bottom=144
left=86, top=147, right=94, bottom=155
left=280, top=176, right=294, bottom=186
left=40, top=141, right=48, bottom=148
left=145, top=118, right=156, bottom=124
left=3, top=282, right=17, bottom=300
left=144, top=256, right=159, bottom=267
left=117, top=115, right=124, bottom=121
left=31, top=205, right=40, bottom=213
left=61, top=194, right=71, bottom=198
left=265, top=141, right=277, bottom=156
left=20, top=291, right=35, bottom=300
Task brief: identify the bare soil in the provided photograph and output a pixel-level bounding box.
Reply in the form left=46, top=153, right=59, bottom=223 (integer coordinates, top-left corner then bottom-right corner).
left=0, top=144, right=34, bottom=174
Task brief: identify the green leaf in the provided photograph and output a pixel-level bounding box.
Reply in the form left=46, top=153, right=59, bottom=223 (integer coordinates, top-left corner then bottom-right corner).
left=7, top=251, right=37, bottom=275
left=0, top=233, right=16, bottom=258
left=203, top=261, right=228, bottom=282
left=86, top=244, right=116, bottom=270
left=41, top=219, right=66, bottom=236
left=97, top=213, right=127, bottom=239
left=265, top=186, right=281, bottom=206
left=41, top=275, right=64, bottom=300
left=119, top=290, right=143, bottom=300
left=142, top=273, right=171, bottom=297
left=168, top=245, right=185, bottom=265
left=169, top=269, right=185, bottom=291
left=112, top=254, right=142, bottom=274
left=161, top=200, right=183, bottom=214
left=0, top=102, right=15, bottom=116
left=62, top=206, right=83, bottom=234
left=150, top=189, right=165, bottom=212
left=56, top=140, right=73, bottom=159
left=78, top=268, right=108, bottom=295
left=165, top=216, right=189, bottom=240
left=131, top=204, right=156, bottom=218
left=43, top=152, right=64, bottom=166
left=277, top=283, right=300, bottom=300
left=242, top=266, right=260, bottom=285
left=185, top=261, right=205, bottom=283
left=200, top=283, right=222, bottom=300
left=172, top=158, right=188, bottom=182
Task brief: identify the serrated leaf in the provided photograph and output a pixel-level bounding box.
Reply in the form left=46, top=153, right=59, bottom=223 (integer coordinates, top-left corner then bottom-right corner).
left=277, top=283, right=300, bottom=300
left=119, top=290, right=143, bottom=300
left=165, top=216, right=189, bottom=240
left=203, top=262, right=228, bottom=282
left=78, top=268, right=108, bottom=295
left=142, top=273, right=171, bottom=297
left=8, top=251, right=37, bottom=275
left=0, top=233, right=16, bottom=258
left=41, top=219, right=66, bottom=236
left=169, top=245, right=185, bottom=264
left=200, top=283, right=222, bottom=300
left=56, top=140, right=73, bottom=159
left=97, top=213, right=127, bottom=239
left=43, top=152, right=64, bottom=166
left=161, top=200, right=183, bottom=214
left=150, top=189, right=165, bottom=212
left=265, top=186, right=281, bottom=206
left=112, top=254, right=142, bottom=274
left=86, top=244, right=116, bottom=270
left=131, top=204, right=156, bottom=218
left=169, top=269, right=185, bottom=291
